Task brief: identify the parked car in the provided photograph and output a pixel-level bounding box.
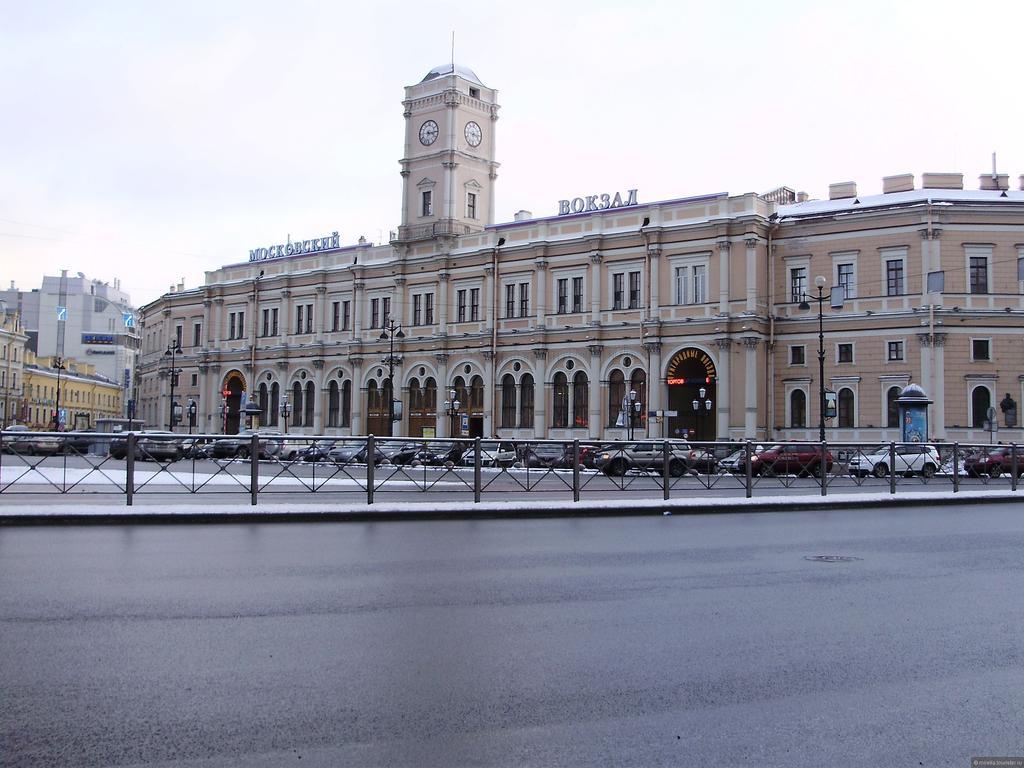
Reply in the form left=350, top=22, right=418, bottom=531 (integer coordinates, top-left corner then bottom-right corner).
left=745, top=443, right=834, bottom=477
left=109, top=431, right=183, bottom=461
left=413, top=441, right=468, bottom=466
left=2, top=425, right=62, bottom=456
left=848, top=444, right=941, bottom=478
left=210, top=429, right=285, bottom=459
left=458, top=440, right=517, bottom=468
left=180, top=437, right=215, bottom=460
left=300, top=439, right=338, bottom=463
left=327, top=441, right=384, bottom=465
left=378, top=441, right=423, bottom=466
left=520, top=442, right=570, bottom=469
left=62, top=429, right=97, bottom=455
left=1, top=425, right=31, bottom=454
left=964, top=446, right=1024, bottom=478
left=592, top=441, right=693, bottom=477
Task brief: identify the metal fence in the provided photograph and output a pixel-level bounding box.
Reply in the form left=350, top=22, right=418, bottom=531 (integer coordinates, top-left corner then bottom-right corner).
left=0, top=430, right=1020, bottom=505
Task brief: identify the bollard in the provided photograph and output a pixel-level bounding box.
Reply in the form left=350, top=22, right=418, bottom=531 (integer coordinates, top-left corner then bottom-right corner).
left=952, top=443, right=959, bottom=493
left=662, top=440, right=670, bottom=501
left=889, top=442, right=896, bottom=495
left=250, top=432, right=259, bottom=506
left=573, top=439, right=581, bottom=503
left=820, top=441, right=828, bottom=497
left=366, top=434, right=375, bottom=505
left=474, top=437, right=482, bottom=503
left=745, top=440, right=753, bottom=499
left=126, top=432, right=136, bottom=506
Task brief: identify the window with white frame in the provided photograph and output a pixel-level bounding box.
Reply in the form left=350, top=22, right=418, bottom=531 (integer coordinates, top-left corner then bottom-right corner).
left=470, top=288, right=479, bottom=321
left=966, top=245, right=992, bottom=294
left=790, top=266, right=808, bottom=303
left=790, top=345, right=806, bottom=366
left=370, top=298, right=379, bottom=329
left=887, top=340, right=904, bottom=361
left=466, top=192, right=477, bottom=219
left=421, top=190, right=432, bottom=217
left=457, top=289, right=467, bottom=323
left=674, top=257, right=709, bottom=305
left=971, top=338, right=991, bottom=361
left=612, top=273, right=625, bottom=310
left=503, top=280, right=530, bottom=318
left=413, top=294, right=422, bottom=326
left=628, top=271, right=641, bottom=309
left=837, top=343, right=854, bottom=363
left=881, top=247, right=907, bottom=296
left=836, top=261, right=856, bottom=300
left=556, top=278, right=568, bottom=314
left=572, top=276, right=583, bottom=312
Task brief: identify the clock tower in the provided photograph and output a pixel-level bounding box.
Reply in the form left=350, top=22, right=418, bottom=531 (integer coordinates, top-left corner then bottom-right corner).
left=396, top=64, right=500, bottom=243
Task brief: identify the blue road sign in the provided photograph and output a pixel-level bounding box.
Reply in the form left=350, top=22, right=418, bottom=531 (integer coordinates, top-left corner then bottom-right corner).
left=122, top=311, right=135, bottom=328
left=56, top=306, right=67, bottom=321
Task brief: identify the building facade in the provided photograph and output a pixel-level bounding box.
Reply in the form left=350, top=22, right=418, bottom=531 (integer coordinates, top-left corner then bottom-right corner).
left=20, top=352, right=123, bottom=430
left=0, top=310, right=28, bottom=428
left=137, top=65, right=1024, bottom=444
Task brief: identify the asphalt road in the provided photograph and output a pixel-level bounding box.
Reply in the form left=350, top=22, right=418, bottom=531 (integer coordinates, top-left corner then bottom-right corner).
left=2, top=505, right=1023, bottom=767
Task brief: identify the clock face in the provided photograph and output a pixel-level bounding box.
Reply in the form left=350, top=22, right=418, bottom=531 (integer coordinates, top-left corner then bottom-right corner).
left=419, top=120, right=439, bottom=146
left=464, top=121, right=482, bottom=147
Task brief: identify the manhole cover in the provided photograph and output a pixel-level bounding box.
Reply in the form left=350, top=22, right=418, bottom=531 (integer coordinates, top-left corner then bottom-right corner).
left=804, top=555, right=862, bottom=563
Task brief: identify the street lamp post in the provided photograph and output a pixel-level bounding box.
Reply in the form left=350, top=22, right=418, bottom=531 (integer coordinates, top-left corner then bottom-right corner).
left=163, top=341, right=183, bottom=431
left=799, top=275, right=844, bottom=442
left=51, top=357, right=66, bottom=431
left=379, top=319, right=405, bottom=437
left=280, top=397, right=292, bottom=433
left=187, top=399, right=197, bottom=435
left=691, top=386, right=713, bottom=441
left=627, top=389, right=642, bottom=441
left=443, top=389, right=461, bottom=437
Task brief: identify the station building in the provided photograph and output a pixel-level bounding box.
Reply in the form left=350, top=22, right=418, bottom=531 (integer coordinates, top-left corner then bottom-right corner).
left=137, top=64, right=1024, bottom=443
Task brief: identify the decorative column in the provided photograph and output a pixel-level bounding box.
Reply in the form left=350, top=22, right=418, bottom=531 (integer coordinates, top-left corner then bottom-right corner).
left=742, top=337, right=760, bottom=438
left=533, top=348, right=547, bottom=437
left=932, top=332, right=947, bottom=439
left=713, top=338, right=732, bottom=438
left=203, top=299, right=214, bottom=346
left=745, top=238, right=759, bottom=313
left=589, top=252, right=602, bottom=326
left=207, top=363, right=222, bottom=433
left=717, top=239, right=731, bottom=315
left=311, top=359, right=325, bottom=432
left=435, top=352, right=450, bottom=437
left=393, top=276, right=407, bottom=325
left=588, top=344, right=604, bottom=440
left=644, top=341, right=663, bottom=438
left=482, top=350, right=495, bottom=437
left=483, top=265, right=494, bottom=332
left=648, top=248, right=661, bottom=318
left=211, top=298, right=224, bottom=346
left=314, top=287, right=327, bottom=342
left=349, top=356, right=364, bottom=435
left=351, top=283, right=364, bottom=338
left=534, top=259, right=548, bottom=328
left=280, top=289, right=293, bottom=340
left=438, top=272, right=450, bottom=337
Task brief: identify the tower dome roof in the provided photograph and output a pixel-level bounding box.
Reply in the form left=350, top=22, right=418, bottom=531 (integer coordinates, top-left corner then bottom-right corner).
left=421, top=63, right=485, bottom=87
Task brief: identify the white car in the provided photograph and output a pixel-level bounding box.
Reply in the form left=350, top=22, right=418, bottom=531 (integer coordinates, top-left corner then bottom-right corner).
left=458, top=440, right=517, bottom=468
left=848, top=444, right=941, bottom=478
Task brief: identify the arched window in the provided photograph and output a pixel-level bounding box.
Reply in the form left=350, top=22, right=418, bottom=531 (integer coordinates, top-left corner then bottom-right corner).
left=304, top=381, right=315, bottom=427
left=838, top=387, right=855, bottom=428
left=608, top=369, right=625, bottom=427
left=367, top=380, right=379, bottom=413
left=258, top=383, right=268, bottom=422
left=424, top=378, right=436, bottom=412
left=501, top=374, right=516, bottom=428
left=327, top=381, right=339, bottom=427
left=519, top=374, right=534, bottom=428
left=790, top=390, right=807, bottom=428
left=452, top=376, right=467, bottom=410
left=408, top=378, right=422, bottom=413
left=552, top=372, right=569, bottom=428
left=886, top=386, right=901, bottom=429
left=572, top=371, right=588, bottom=427
left=341, top=381, right=351, bottom=427
left=292, top=382, right=303, bottom=427
left=630, top=369, right=647, bottom=429
left=270, top=382, right=280, bottom=426
left=470, top=375, right=484, bottom=413
left=972, top=386, right=992, bottom=428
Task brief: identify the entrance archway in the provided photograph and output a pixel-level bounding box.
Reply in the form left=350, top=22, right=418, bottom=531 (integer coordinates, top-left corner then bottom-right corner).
left=665, top=348, right=717, bottom=441
left=221, top=370, right=246, bottom=434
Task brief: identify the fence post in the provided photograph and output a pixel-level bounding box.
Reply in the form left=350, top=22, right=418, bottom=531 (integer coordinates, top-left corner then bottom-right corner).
left=126, top=432, right=136, bottom=506
left=952, top=442, right=959, bottom=493
left=473, top=437, right=482, bottom=503
left=745, top=440, right=753, bottom=499
left=573, top=439, right=580, bottom=503
left=250, top=432, right=259, bottom=506
left=1013, top=444, right=1018, bottom=493
left=820, top=441, right=828, bottom=497
left=366, top=434, right=375, bottom=505
left=662, top=440, right=670, bottom=501
left=889, top=442, right=896, bottom=495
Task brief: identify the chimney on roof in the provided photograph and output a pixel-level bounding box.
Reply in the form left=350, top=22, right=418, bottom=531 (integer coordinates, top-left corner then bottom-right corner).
left=828, top=182, right=857, bottom=200
left=979, top=174, right=1009, bottom=191
left=921, top=172, right=963, bottom=190
left=883, top=174, right=914, bottom=193
left=796, top=191, right=809, bottom=202
left=514, top=210, right=533, bottom=221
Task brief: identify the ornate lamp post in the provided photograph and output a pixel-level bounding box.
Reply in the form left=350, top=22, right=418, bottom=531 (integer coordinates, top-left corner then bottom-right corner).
left=379, top=319, right=405, bottom=436
left=186, top=399, right=197, bottom=435
left=51, top=357, right=66, bottom=431
left=280, top=396, right=292, bottom=433
left=163, top=341, right=183, bottom=431
left=627, top=389, right=642, bottom=441
left=799, top=276, right=844, bottom=441
left=691, top=386, right=713, bottom=441
left=443, top=388, right=461, bottom=437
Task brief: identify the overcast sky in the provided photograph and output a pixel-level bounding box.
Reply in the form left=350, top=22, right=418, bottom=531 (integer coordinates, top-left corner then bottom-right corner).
left=2, top=0, right=1022, bottom=308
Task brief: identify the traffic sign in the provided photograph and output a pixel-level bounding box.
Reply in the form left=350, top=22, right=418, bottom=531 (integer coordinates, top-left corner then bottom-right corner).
left=461, top=414, right=469, bottom=432
left=122, top=311, right=135, bottom=328
left=56, top=306, right=67, bottom=321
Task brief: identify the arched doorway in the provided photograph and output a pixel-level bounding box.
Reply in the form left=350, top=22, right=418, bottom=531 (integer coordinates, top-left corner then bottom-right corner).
left=221, top=371, right=246, bottom=434
left=665, top=348, right=717, bottom=441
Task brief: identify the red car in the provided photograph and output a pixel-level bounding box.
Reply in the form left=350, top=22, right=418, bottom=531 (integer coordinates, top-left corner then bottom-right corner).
left=750, top=444, right=834, bottom=477
left=964, top=447, right=1023, bottom=478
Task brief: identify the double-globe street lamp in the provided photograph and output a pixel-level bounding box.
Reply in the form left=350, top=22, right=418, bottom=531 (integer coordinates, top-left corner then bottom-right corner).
left=443, top=389, right=461, bottom=437
left=163, top=341, right=183, bottom=431
left=379, top=319, right=405, bottom=437
left=626, top=389, right=642, bottom=441
left=798, top=275, right=845, bottom=441
left=692, top=386, right=712, bottom=441
left=51, top=357, right=66, bottom=431
left=280, top=396, right=292, bottom=433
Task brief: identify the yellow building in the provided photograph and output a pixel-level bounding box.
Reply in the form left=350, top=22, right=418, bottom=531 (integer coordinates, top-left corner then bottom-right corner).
left=21, top=352, right=123, bottom=430
left=1, top=310, right=28, bottom=428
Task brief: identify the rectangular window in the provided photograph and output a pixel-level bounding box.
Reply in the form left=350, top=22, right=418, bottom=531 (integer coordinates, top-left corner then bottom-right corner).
left=370, top=298, right=379, bottom=329
left=238, top=312, right=244, bottom=339
left=306, top=303, right=314, bottom=333
left=175, top=325, right=183, bottom=348
left=887, top=341, right=904, bottom=361
left=972, top=339, right=991, bottom=361
left=271, top=308, right=279, bottom=336
left=470, top=288, right=479, bottom=322
left=457, top=289, right=467, bottom=323
left=228, top=312, right=236, bottom=340
left=572, top=276, right=583, bottom=312
left=341, top=302, right=349, bottom=331
left=628, top=270, right=641, bottom=309
left=886, top=259, right=905, bottom=296
left=837, top=263, right=856, bottom=300
left=296, top=305, right=304, bottom=334
left=969, top=256, right=989, bottom=294
left=422, top=190, right=432, bottom=217
left=424, top=293, right=434, bottom=325
left=191, top=373, right=198, bottom=386
left=506, top=284, right=515, bottom=318
left=193, top=322, right=202, bottom=347
left=518, top=282, right=529, bottom=317
left=556, top=278, right=568, bottom=314
left=613, top=273, right=624, bottom=310
left=790, top=267, right=807, bottom=303
left=790, top=345, right=806, bottom=365
left=413, top=294, right=422, bottom=326
left=261, top=308, right=270, bottom=337
left=381, top=298, right=390, bottom=327
left=837, top=343, right=853, bottom=363
left=331, top=301, right=340, bottom=332
left=693, top=265, right=706, bottom=304
left=466, top=192, right=477, bottom=219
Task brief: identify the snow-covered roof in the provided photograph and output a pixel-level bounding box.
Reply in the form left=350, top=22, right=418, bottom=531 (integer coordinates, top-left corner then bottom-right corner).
left=421, top=63, right=485, bottom=86
left=776, top=188, right=1024, bottom=219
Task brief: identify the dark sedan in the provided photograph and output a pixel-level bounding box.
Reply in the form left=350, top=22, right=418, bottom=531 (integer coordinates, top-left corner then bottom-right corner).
left=520, top=442, right=569, bottom=469
left=413, top=441, right=468, bottom=466
left=964, top=447, right=1023, bottom=478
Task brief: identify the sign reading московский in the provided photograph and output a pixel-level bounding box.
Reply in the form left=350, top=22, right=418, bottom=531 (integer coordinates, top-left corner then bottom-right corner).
left=249, top=232, right=341, bottom=262
left=558, top=189, right=638, bottom=216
